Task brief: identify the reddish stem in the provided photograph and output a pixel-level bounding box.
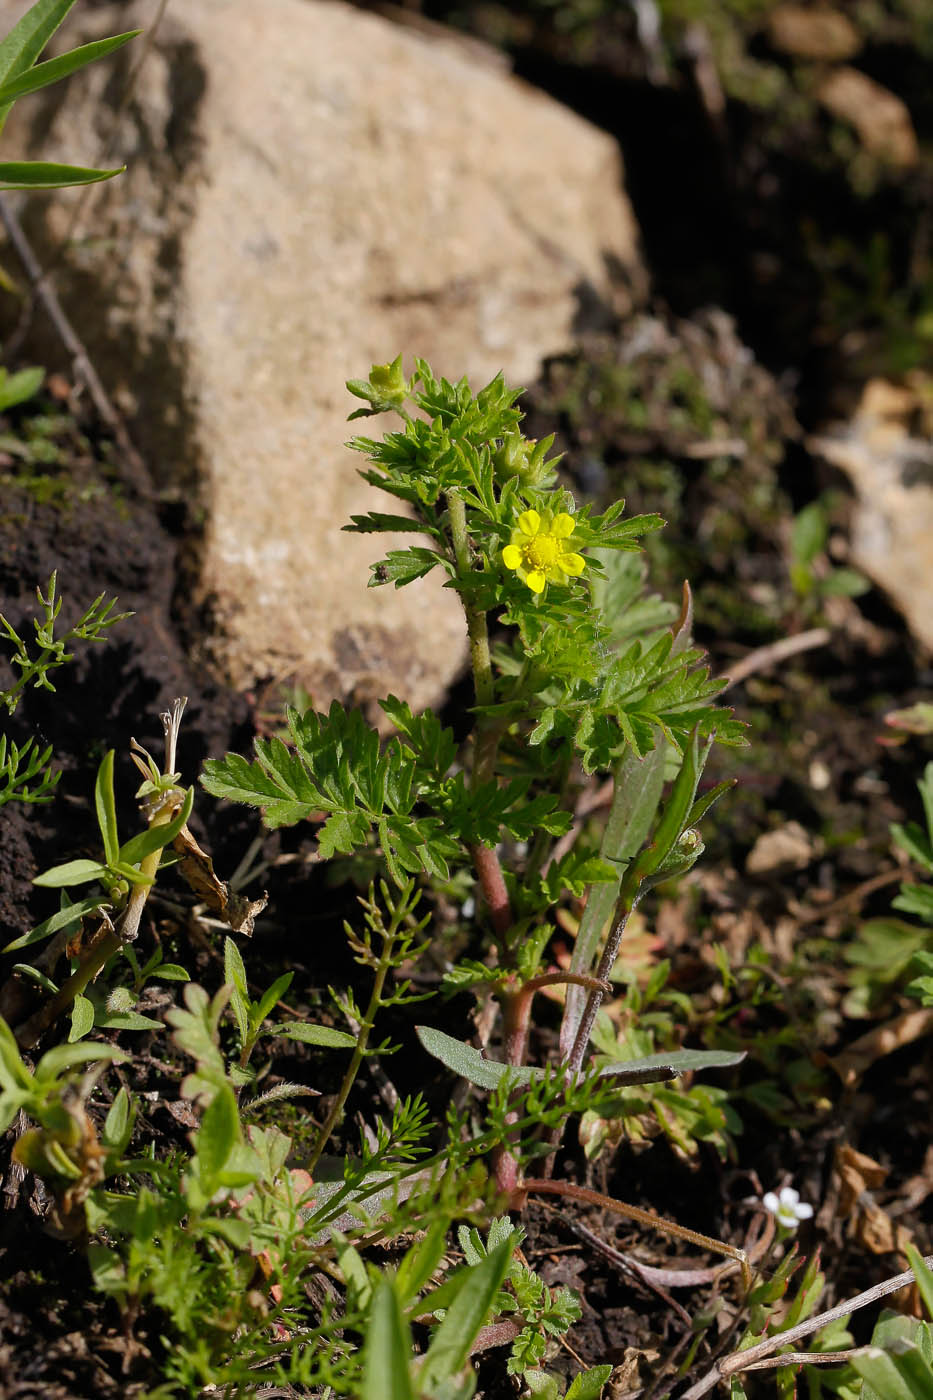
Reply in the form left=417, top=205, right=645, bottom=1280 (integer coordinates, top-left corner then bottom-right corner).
left=470, top=842, right=512, bottom=939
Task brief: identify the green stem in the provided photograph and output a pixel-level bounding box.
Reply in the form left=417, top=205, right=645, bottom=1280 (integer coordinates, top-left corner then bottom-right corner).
left=306, top=943, right=394, bottom=1177
left=14, top=922, right=120, bottom=1049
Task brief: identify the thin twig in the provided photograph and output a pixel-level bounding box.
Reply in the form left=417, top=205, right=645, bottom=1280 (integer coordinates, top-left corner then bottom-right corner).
left=717, top=629, right=831, bottom=693
left=680, top=1253, right=933, bottom=1398
left=521, top=1179, right=751, bottom=1289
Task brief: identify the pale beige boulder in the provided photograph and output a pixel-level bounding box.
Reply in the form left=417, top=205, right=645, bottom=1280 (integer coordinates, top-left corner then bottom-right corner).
left=1, top=0, right=642, bottom=709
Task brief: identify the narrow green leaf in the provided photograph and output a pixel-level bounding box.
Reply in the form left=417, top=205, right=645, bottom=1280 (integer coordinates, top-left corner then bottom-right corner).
left=0, top=0, right=77, bottom=92
left=118, top=786, right=194, bottom=866
left=0, top=160, right=125, bottom=189
left=254, top=972, right=293, bottom=1026
left=93, top=1010, right=163, bottom=1031
left=272, top=1022, right=356, bottom=1049
left=224, top=936, right=250, bottom=1043
left=907, top=1246, right=933, bottom=1322
left=3, top=894, right=105, bottom=952
left=850, top=1346, right=919, bottom=1400
left=563, top=737, right=666, bottom=1054
left=0, top=30, right=139, bottom=107
left=419, top=1237, right=514, bottom=1387
left=417, top=1026, right=743, bottom=1091
left=33, top=858, right=109, bottom=888
left=95, top=750, right=119, bottom=866
left=362, top=1276, right=416, bottom=1400
left=35, top=1040, right=126, bottom=1083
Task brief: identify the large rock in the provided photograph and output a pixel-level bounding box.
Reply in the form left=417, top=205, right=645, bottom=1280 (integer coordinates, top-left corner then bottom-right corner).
left=1, top=0, right=642, bottom=710
left=809, top=376, right=933, bottom=653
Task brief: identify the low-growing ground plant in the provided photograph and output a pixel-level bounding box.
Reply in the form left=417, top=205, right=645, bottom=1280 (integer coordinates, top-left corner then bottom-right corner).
left=2, top=357, right=930, bottom=1397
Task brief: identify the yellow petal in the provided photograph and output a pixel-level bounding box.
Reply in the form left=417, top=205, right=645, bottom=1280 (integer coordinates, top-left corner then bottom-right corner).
left=517, top=509, right=541, bottom=537
left=556, top=551, right=585, bottom=576
left=552, top=512, right=575, bottom=538
left=525, top=569, right=546, bottom=593
left=502, top=544, right=523, bottom=570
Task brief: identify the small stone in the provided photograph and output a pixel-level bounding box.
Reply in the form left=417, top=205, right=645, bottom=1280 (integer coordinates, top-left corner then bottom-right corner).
left=746, top=821, right=817, bottom=876
left=767, top=5, right=861, bottom=62
left=808, top=373, right=933, bottom=653
left=817, top=67, right=919, bottom=168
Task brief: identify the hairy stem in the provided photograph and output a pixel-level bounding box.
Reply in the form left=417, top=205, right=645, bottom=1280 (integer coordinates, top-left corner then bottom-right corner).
left=448, top=489, right=513, bottom=935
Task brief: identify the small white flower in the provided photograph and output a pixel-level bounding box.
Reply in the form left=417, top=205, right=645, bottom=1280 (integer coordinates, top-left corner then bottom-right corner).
left=762, top=1185, right=814, bottom=1231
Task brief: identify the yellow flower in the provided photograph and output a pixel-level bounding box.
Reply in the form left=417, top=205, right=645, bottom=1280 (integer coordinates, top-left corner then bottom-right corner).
left=502, top=509, right=586, bottom=594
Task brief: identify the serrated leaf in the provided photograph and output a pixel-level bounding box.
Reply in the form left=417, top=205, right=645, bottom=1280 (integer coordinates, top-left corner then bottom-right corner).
left=318, top=809, right=371, bottom=858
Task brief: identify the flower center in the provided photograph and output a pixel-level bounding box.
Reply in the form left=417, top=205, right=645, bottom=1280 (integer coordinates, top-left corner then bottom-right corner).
left=526, top=535, right=560, bottom=570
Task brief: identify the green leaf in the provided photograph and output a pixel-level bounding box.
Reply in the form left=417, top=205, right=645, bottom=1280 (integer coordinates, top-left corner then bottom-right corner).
left=194, top=1082, right=239, bottom=1183
left=419, top=1238, right=514, bottom=1388
left=565, top=1365, right=613, bottom=1400
left=224, top=936, right=250, bottom=1043
left=562, top=737, right=667, bottom=1053
left=94, top=750, right=119, bottom=866
left=850, top=1344, right=928, bottom=1400
left=0, top=160, right=125, bottom=189
left=68, top=995, right=94, bottom=1042
left=0, top=30, right=139, bottom=107
left=907, top=1245, right=933, bottom=1321
left=344, top=512, right=426, bottom=534
left=362, top=1276, right=416, bottom=1400
left=34, top=1040, right=126, bottom=1083
left=318, top=809, right=371, bottom=858
left=93, top=1009, right=163, bottom=1031
left=3, top=894, right=106, bottom=952
left=102, top=1086, right=134, bottom=1154
left=0, top=365, right=43, bottom=411
left=33, top=858, right=110, bottom=888
left=254, top=972, right=293, bottom=1027
left=369, top=547, right=444, bottom=588
left=0, top=0, right=77, bottom=111
left=118, top=786, right=194, bottom=866
left=417, top=1026, right=743, bottom=1090
left=271, top=1021, right=356, bottom=1049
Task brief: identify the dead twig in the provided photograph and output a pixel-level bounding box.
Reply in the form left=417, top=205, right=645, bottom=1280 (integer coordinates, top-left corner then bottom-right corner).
left=681, top=1252, right=933, bottom=1398
left=717, top=628, right=831, bottom=693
